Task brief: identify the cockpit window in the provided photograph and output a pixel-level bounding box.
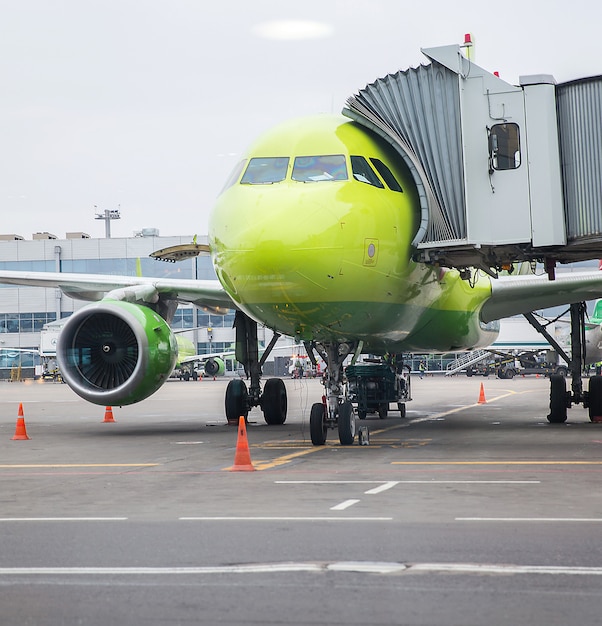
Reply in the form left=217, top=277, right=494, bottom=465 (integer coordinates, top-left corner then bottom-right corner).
left=241, top=157, right=289, bottom=184
left=350, top=156, right=384, bottom=188
left=220, top=159, right=247, bottom=193
left=292, top=155, right=348, bottom=182
left=370, top=158, right=403, bottom=192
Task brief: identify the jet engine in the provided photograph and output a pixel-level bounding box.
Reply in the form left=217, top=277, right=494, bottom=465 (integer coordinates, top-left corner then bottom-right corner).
left=57, top=300, right=178, bottom=406
left=203, top=357, right=225, bottom=377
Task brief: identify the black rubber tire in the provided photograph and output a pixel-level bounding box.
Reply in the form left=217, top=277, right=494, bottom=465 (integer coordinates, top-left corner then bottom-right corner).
left=588, top=375, right=602, bottom=422
left=358, top=410, right=367, bottom=420
left=310, top=403, right=327, bottom=445
left=261, top=378, right=287, bottom=425
left=225, top=378, right=248, bottom=423
left=398, top=402, right=406, bottom=418
left=547, top=374, right=568, bottom=423
left=338, top=401, right=355, bottom=445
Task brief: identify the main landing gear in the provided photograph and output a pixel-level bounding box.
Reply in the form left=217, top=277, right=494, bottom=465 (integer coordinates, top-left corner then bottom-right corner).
left=307, top=342, right=358, bottom=446
left=224, top=311, right=287, bottom=425
left=526, top=302, right=602, bottom=423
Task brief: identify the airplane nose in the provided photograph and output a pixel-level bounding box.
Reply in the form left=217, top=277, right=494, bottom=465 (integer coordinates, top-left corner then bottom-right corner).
left=211, top=183, right=352, bottom=297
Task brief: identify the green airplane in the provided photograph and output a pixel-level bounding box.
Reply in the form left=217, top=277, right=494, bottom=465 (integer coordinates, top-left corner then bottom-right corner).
left=2, top=113, right=602, bottom=443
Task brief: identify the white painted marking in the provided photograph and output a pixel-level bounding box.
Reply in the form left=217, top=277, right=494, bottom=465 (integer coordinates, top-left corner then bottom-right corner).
left=330, top=499, right=360, bottom=511
left=276, top=480, right=539, bottom=486
left=179, top=516, right=392, bottom=521
left=0, top=564, right=322, bottom=575
left=410, top=563, right=602, bottom=576
left=1, top=562, right=601, bottom=577
left=0, top=517, right=128, bottom=522
left=172, top=441, right=204, bottom=445
left=275, top=480, right=385, bottom=484
left=457, top=517, right=602, bottom=522
left=364, top=481, right=399, bottom=494
left=326, top=561, right=407, bottom=574
left=397, top=480, right=540, bottom=485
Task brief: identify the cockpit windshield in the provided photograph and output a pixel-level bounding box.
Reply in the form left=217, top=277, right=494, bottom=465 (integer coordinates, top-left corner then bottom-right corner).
left=241, top=157, right=289, bottom=184
left=292, top=155, right=348, bottom=182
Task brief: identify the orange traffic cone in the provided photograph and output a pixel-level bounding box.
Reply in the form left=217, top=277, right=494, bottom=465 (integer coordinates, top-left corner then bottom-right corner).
left=230, top=416, right=255, bottom=471
left=12, top=403, right=30, bottom=440
left=477, top=382, right=487, bottom=404
left=103, top=406, right=115, bottom=423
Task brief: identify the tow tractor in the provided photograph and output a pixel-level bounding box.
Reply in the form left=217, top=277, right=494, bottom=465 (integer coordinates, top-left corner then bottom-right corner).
left=345, top=357, right=411, bottom=419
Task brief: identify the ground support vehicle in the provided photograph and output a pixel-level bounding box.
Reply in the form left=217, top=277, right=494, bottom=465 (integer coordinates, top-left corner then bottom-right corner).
left=466, top=350, right=568, bottom=379
left=346, top=361, right=411, bottom=419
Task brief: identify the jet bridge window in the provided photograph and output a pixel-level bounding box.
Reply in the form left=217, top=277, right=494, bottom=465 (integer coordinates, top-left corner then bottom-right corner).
left=292, top=155, right=347, bottom=182
left=351, top=156, right=384, bottom=188
left=241, top=157, right=289, bottom=184
left=489, top=123, right=521, bottom=170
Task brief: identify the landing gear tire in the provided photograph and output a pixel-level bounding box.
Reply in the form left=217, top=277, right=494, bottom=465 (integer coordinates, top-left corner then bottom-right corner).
left=338, top=401, right=355, bottom=446
left=261, top=378, right=287, bottom=425
left=398, top=402, right=406, bottom=418
left=588, top=375, right=602, bottom=422
left=310, top=403, right=327, bottom=445
left=547, top=374, right=568, bottom=423
left=225, top=379, right=249, bottom=423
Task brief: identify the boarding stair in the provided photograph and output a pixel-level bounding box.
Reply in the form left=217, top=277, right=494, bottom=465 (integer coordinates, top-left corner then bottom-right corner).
left=445, top=350, right=490, bottom=376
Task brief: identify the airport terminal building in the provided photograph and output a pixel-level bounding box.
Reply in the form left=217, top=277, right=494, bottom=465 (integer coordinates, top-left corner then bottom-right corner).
left=0, top=230, right=238, bottom=379
left=0, top=229, right=595, bottom=381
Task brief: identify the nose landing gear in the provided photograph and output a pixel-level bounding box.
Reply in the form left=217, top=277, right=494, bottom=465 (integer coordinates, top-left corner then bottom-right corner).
left=307, top=342, right=358, bottom=446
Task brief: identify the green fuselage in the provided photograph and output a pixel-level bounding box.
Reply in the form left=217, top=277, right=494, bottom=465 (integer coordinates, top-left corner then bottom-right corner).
left=210, top=115, right=497, bottom=354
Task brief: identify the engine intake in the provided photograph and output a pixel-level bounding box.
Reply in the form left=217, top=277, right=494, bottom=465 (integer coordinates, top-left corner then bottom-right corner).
left=57, top=300, right=178, bottom=406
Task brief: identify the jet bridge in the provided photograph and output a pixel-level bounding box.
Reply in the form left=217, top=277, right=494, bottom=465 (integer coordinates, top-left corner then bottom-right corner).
left=344, top=44, right=602, bottom=276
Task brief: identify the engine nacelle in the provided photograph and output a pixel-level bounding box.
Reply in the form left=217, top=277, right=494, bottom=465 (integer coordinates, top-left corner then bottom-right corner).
left=57, top=300, right=178, bottom=406
left=204, top=357, right=225, bottom=377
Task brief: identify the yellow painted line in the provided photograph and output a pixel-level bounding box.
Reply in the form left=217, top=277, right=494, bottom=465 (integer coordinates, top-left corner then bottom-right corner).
left=233, top=388, right=534, bottom=470
left=231, top=446, right=327, bottom=472
left=392, top=461, right=602, bottom=466
left=0, top=464, right=159, bottom=468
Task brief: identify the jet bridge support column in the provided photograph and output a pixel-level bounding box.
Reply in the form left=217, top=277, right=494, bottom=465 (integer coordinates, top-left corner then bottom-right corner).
left=568, top=302, right=587, bottom=404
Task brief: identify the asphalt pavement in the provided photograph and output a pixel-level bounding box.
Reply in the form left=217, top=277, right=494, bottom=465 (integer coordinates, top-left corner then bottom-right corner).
left=1, top=374, right=602, bottom=625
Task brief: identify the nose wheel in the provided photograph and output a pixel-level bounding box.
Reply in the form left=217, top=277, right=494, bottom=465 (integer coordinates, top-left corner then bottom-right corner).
left=309, top=400, right=356, bottom=446
left=310, top=403, right=327, bottom=445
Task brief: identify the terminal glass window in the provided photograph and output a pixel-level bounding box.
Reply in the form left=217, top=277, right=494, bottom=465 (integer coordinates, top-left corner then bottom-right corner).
left=489, top=123, right=521, bottom=170
left=292, top=155, right=347, bottom=182
left=351, top=156, right=384, bottom=188
left=241, top=157, right=289, bottom=184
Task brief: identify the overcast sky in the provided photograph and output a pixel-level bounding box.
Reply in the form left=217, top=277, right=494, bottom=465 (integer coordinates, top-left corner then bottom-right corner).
left=1, top=0, right=600, bottom=240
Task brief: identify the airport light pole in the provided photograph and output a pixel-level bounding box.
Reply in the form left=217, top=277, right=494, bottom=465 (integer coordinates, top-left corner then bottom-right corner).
left=94, top=207, right=121, bottom=238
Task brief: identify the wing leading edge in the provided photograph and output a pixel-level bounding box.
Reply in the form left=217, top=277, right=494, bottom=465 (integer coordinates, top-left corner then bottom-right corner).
left=481, top=271, right=602, bottom=323
left=0, top=270, right=234, bottom=311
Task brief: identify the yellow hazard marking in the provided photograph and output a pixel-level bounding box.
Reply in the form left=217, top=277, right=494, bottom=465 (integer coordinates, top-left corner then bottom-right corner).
left=0, top=464, right=159, bottom=468
left=231, top=388, right=536, bottom=470
left=245, top=447, right=327, bottom=471
left=391, top=461, right=602, bottom=465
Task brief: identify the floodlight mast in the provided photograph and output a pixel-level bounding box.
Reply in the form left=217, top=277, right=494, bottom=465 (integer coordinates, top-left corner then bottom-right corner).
left=94, top=206, right=121, bottom=238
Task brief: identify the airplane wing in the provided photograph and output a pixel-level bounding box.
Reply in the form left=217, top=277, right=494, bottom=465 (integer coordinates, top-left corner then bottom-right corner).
left=481, top=271, right=602, bottom=323
left=0, top=270, right=234, bottom=311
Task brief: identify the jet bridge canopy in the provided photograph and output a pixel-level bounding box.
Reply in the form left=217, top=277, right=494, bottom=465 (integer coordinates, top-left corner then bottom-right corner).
left=344, top=44, right=602, bottom=274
